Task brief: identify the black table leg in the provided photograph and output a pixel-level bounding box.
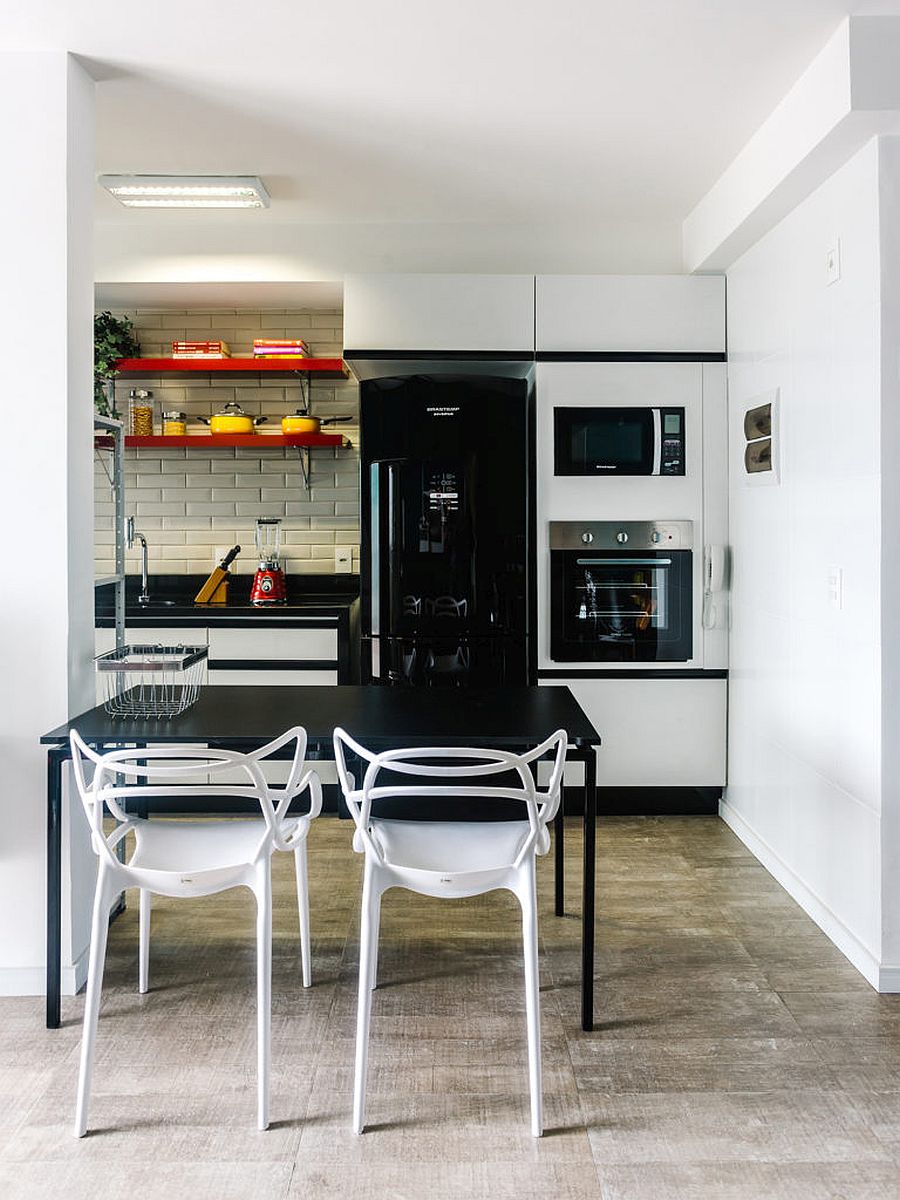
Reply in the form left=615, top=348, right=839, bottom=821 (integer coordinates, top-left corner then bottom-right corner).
left=581, top=747, right=597, bottom=1033
left=46, top=745, right=66, bottom=1029
left=554, top=808, right=564, bottom=916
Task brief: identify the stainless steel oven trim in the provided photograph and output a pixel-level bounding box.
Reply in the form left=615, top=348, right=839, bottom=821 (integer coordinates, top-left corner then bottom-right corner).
left=550, top=520, right=693, bottom=551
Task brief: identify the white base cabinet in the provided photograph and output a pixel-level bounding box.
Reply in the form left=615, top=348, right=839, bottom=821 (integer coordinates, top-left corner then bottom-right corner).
left=207, top=668, right=338, bottom=686
left=539, top=676, right=727, bottom=788
left=206, top=626, right=337, bottom=661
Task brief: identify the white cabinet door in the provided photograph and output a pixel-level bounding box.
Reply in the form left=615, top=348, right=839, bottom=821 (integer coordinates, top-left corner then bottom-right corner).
left=536, top=275, right=726, bottom=353
left=539, top=677, right=727, bottom=787
left=344, top=273, right=535, bottom=351
left=95, top=626, right=207, bottom=655
left=207, top=626, right=337, bottom=661
left=207, top=668, right=339, bottom=686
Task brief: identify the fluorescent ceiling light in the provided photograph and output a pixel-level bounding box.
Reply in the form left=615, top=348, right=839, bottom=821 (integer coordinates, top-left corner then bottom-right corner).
left=98, top=175, right=270, bottom=209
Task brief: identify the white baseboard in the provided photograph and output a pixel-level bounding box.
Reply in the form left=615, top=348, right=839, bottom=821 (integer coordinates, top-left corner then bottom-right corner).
left=877, top=965, right=900, bottom=992
left=719, top=798, right=885, bottom=991
left=0, top=950, right=88, bottom=998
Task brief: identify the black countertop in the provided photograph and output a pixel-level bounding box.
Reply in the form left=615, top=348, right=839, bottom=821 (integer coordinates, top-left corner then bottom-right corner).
left=42, top=684, right=599, bottom=748
left=96, top=574, right=360, bottom=625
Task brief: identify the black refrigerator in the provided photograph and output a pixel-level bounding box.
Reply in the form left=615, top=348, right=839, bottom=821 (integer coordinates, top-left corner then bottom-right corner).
left=359, top=372, right=535, bottom=687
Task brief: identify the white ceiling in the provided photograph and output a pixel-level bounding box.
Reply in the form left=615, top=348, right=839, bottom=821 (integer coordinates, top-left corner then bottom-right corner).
left=5, top=0, right=900, bottom=287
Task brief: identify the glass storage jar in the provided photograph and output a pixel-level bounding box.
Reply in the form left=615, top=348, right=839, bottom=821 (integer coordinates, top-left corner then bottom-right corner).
left=129, top=389, right=155, bottom=437
left=162, top=410, right=187, bottom=436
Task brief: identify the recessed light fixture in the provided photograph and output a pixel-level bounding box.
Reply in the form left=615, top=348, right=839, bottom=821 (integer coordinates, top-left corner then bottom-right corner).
left=98, top=175, right=270, bottom=209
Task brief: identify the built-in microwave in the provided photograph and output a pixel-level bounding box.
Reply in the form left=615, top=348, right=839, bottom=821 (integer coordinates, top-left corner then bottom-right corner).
left=554, top=405, right=685, bottom=476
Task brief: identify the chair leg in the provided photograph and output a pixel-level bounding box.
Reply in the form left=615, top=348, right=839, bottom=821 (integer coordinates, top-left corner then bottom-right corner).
left=353, top=864, right=380, bottom=1134
left=293, top=841, right=312, bottom=988
left=255, top=862, right=273, bottom=1132
left=74, top=866, right=115, bottom=1138
left=368, top=887, right=381, bottom=992
left=138, top=889, right=151, bottom=994
left=520, top=866, right=543, bottom=1138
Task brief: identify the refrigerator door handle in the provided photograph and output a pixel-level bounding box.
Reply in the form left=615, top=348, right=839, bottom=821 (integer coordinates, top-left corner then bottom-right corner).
left=371, top=635, right=380, bottom=679
left=369, top=462, right=381, bottom=637
left=386, top=461, right=400, bottom=635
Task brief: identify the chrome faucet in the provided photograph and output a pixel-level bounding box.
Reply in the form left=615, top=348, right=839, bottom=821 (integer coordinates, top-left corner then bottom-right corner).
left=126, top=516, right=151, bottom=606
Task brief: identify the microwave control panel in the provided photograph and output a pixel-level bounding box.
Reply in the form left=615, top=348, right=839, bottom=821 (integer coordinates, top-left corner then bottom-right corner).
left=660, top=408, right=685, bottom=475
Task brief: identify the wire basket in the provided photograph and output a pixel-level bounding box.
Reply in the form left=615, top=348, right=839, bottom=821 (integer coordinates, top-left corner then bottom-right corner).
left=96, top=644, right=208, bottom=719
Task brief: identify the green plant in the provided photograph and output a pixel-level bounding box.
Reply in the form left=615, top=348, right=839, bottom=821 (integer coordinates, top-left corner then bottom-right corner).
left=94, top=311, right=140, bottom=418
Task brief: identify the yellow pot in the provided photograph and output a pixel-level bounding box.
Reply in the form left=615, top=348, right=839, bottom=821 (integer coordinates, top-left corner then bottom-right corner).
left=282, top=413, right=321, bottom=434
left=210, top=414, right=257, bottom=433
left=198, top=403, right=267, bottom=434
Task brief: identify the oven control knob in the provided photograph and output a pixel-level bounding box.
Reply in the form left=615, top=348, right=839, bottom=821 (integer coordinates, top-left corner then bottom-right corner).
left=650, top=530, right=661, bottom=544
left=616, top=531, right=629, bottom=544
left=581, top=531, right=594, bottom=544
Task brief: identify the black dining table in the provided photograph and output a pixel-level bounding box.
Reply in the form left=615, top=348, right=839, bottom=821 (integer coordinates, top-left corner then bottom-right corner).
left=41, top=684, right=601, bottom=1030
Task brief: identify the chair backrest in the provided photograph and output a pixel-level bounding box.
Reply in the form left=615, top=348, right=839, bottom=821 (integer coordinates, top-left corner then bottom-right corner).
left=69, top=726, right=314, bottom=869
left=333, top=728, right=567, bottom=866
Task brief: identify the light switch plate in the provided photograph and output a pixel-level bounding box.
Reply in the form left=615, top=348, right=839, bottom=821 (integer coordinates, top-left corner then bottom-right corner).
left=825, top=241, right=841, bottom=285
left=335, top=547, right=353, bottom=574
left=828, top=566, right=843, bottom=610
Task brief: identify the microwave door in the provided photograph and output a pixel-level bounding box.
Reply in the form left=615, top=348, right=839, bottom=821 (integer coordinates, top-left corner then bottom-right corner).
left=554, top=407, right=657, bottom=476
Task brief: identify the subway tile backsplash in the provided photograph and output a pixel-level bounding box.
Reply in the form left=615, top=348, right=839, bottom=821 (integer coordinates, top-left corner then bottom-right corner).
left=94, top=309, right=360, bottom=579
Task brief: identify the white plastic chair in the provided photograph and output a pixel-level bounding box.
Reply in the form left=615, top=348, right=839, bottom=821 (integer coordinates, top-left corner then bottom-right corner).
left=69, top=726, right=322, bottom=1137
left=333, top=726, right=567, bottom=1138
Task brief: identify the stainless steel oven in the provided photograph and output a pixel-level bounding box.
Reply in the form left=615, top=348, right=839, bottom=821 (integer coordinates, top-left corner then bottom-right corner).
left=549, top=521, right=693, bottom=663
left=554, top=405, right=685, bottom=476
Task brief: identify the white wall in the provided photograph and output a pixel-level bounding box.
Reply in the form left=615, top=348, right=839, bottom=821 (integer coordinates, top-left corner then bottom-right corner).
left=0, top=53, right=96, bottom=994
left=878, top=136, right=900, bottom=980
left=722, top=138, right=884, bottom=984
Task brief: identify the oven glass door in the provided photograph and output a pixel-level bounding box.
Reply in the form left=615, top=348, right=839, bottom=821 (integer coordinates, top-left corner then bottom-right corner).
left=550, top=548, right=693, bottom=662
left=554, top=406, right=657, bottom=475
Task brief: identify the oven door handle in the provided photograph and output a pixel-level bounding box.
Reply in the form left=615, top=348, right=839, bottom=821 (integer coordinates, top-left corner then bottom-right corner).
left=577, top=557, right=672, bottom=567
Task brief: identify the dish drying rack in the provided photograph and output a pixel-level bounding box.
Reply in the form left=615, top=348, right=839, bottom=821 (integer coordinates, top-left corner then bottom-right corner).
left=96, top=644, right=208, bottom=719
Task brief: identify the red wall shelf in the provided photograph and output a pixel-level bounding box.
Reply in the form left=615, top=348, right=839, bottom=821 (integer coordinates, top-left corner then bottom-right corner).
left=124, top=433, right=348, bottom=449
left=115, top=356, right=348, bottom=378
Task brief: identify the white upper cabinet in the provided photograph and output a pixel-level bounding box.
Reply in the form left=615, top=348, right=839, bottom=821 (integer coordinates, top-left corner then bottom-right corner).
left=343, top=273, right=535, bottom=352
left=536, top=274, right=726, bottom=353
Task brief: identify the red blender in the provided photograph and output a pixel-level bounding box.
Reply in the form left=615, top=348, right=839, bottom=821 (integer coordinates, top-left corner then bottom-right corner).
left=250, top=517, right=287, bottom=605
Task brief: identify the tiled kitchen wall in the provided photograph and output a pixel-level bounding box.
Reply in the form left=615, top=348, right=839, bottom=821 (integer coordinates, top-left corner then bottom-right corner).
left=94, top=309, right=359, bottom=579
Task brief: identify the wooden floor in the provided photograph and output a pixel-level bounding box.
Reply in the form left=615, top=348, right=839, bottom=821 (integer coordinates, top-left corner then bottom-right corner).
left=2, top=815, right=900, bottom=1199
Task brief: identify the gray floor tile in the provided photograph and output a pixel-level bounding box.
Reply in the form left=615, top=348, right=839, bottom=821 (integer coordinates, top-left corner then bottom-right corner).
left=595, top=1161, right=900, bottom=1200
left=2, top=813, right=898, bottom=1199
left=582, top=1088, right=890, bottom=1165
left=287, top=1160, right=604, bottom=1198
